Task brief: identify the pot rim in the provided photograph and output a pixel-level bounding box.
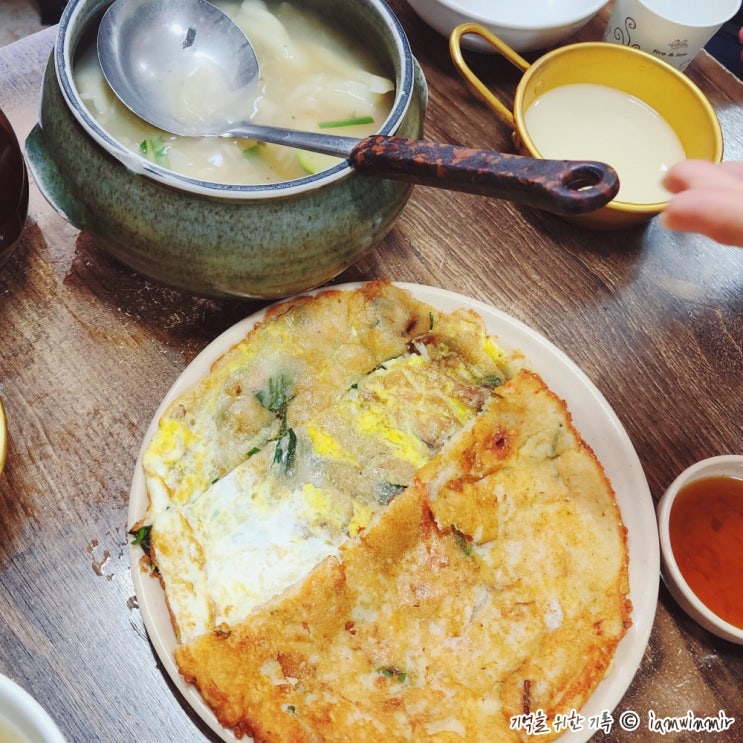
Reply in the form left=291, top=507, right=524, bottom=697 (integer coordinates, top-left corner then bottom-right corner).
left=55, top=0, right=415, bottom=200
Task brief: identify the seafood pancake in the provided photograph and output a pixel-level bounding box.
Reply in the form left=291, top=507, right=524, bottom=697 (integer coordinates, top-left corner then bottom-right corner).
left=174, top=370, right=631, bottom=742
left=138, top=282, right=515, bottom=644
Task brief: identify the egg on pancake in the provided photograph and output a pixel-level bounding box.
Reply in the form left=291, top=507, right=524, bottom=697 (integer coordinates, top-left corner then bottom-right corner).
left=137, top=282, right=515, bottom=643
left=174, top=370, right=631, bottom=743
left=141, top=282, right=433, bottom=513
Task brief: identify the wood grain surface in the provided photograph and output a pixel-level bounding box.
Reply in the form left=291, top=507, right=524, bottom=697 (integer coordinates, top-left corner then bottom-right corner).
left=0, top=3, right=741, bottom=742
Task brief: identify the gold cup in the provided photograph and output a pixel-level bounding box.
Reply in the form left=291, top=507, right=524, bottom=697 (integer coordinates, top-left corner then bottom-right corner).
left=450, top=23, right=724, bottom=230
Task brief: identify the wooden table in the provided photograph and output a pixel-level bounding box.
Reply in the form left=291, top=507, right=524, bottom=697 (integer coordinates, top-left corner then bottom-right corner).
left=1, top=3, right=741, bottom=741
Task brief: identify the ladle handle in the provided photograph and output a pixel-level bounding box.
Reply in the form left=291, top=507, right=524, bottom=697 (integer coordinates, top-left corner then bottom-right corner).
left=351, top=136, right=619, bottom=216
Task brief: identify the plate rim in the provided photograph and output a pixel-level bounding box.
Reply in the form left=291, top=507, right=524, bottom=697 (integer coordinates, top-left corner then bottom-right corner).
left=128, top=281, right=659, bottom=743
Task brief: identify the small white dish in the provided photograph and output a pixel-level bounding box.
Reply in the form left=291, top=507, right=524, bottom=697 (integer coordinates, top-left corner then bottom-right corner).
left=657, top=455, right=743, bottom=645
left=0, top=674, right=66, bottom=742
left=406, top=0, right=608, bottom=52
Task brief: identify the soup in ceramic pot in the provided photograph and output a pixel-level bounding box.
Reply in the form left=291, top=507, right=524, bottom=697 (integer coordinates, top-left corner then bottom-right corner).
left=524, top=83, right=686, bottom=204
left=74, top=0, right=395, bottom=184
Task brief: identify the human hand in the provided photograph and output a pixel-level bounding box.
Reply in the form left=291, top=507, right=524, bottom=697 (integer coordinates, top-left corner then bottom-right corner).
left=660, top=159, right=743, bottom=247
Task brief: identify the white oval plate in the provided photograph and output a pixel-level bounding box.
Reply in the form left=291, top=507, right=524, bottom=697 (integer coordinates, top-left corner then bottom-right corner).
left=128, top=282, right=659, bottom=742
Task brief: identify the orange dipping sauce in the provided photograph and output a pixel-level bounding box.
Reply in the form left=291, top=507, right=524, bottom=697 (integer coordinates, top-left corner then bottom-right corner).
left=669, top=475, right=743, bottom=629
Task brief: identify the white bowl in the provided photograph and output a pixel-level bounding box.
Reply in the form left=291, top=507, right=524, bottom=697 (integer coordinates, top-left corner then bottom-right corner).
left=0, top=674, right=66, bottom=742
left=406, top=0, right=608, bottom=52
left=656, top=455, right=743, bottom=645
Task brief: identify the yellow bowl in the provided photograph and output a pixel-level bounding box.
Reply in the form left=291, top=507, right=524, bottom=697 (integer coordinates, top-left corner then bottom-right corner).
left=450, top=24, right=724, bottom=230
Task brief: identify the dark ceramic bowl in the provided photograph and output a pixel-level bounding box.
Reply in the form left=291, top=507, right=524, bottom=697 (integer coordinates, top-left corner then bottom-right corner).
left=25, top=0, right=428, bottom=299
left=0, top=108, right=29, bottom=269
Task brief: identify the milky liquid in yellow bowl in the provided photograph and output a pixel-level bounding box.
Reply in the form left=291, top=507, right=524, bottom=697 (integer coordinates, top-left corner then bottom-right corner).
left=0, top=716, right=30, bottom=743
left=524, top=83, right=686, bottom=204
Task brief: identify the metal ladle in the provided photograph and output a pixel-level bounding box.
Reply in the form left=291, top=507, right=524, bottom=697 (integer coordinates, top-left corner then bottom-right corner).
left=97, top=0, right=619, bottom=215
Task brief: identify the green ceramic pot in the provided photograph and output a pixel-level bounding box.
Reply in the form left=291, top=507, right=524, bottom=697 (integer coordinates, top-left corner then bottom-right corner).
left=26, top=0, right=427, bottom=299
